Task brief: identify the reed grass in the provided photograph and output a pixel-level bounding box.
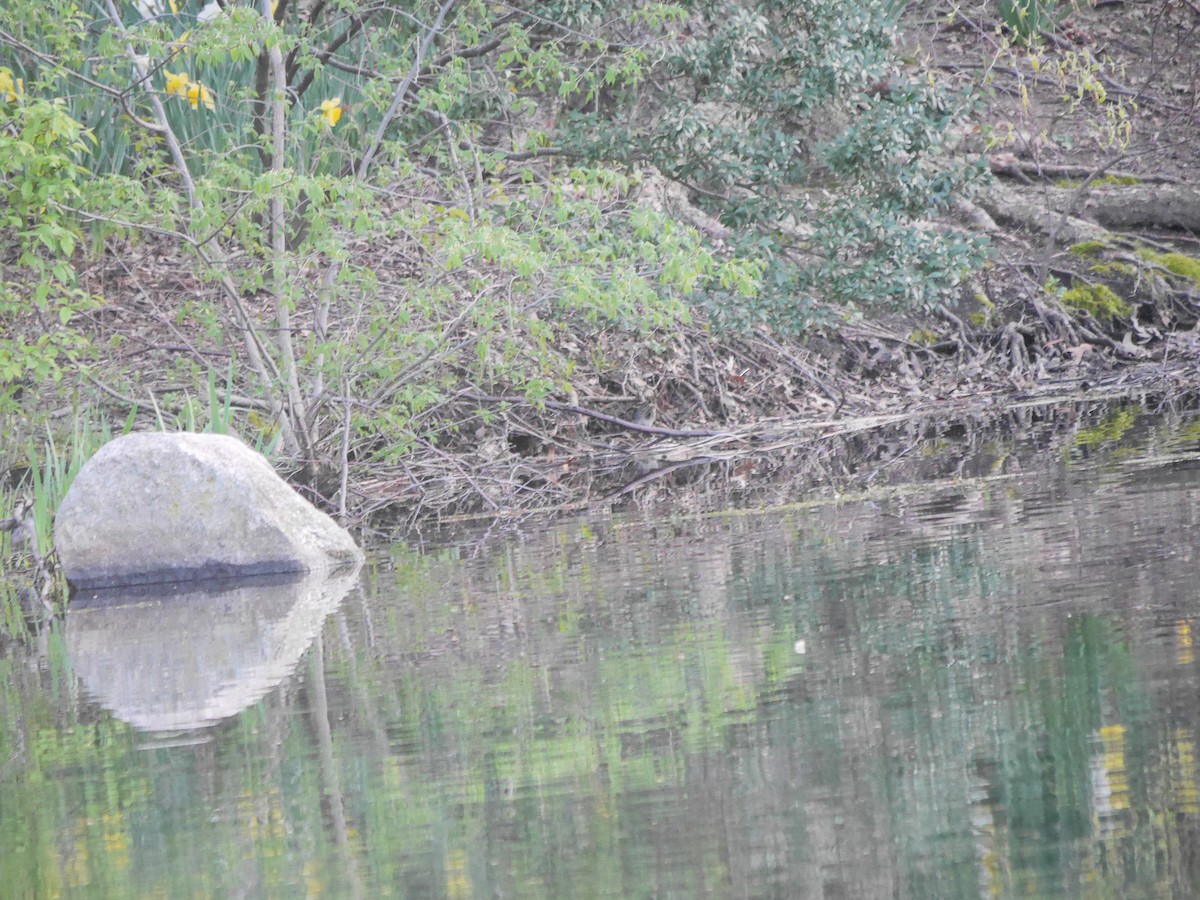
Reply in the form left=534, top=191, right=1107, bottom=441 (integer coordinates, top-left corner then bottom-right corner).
left=996, top=0, right=1070, bottom=45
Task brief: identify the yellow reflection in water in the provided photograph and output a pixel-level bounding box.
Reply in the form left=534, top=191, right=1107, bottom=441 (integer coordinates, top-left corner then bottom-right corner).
left=1176, top=620, right=1194, bottom=666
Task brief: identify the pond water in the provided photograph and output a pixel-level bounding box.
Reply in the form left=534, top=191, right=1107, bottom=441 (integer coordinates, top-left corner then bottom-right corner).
left=5, top=435, right=1200, bottom=897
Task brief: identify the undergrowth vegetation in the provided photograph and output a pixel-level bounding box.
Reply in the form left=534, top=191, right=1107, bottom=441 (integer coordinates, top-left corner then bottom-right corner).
left=0, top=0, right=985, bottom=466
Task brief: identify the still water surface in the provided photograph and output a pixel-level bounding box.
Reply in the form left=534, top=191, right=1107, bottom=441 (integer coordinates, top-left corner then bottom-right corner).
left=4, top=452, right=1200, bottom=897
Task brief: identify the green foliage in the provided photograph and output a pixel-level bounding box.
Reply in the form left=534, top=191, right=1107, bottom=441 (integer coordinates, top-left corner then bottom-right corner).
left=0, top=97, right=98, bottom=407
left=2, top=0, right=754, bottom=455
left=1002, top=41, right=1134, bottom=152
left=0, top=0, right=988, bottom=466
left=26, top=425, right=95, bottom=570
left=558, top=0, right=988, bottom=325
left=0, top=414, right=116, bottom=636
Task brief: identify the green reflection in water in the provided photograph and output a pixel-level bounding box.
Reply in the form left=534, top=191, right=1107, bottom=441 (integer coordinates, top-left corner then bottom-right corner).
left=3, top=463, right=1200, bottom=897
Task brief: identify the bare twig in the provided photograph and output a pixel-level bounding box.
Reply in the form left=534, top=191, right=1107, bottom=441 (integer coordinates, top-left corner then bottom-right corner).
left=310, top=0, right=459, bottom=419
left=337, top=377, right=352, bottom=521
left=355, top=0, right=459, bottom=180
left=460, top=393, right=730, bottom=438
left=263, top=0, right=314, bottom=459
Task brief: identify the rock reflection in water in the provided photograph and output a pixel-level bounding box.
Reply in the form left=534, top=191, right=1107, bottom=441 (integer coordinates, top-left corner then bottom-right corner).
left=65, top=568, right=359, bottom=733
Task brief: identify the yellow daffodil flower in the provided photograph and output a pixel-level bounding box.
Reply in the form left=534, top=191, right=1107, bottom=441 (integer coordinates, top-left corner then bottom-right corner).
left=319, top=97, right=342, bottom=127
left=165, top=70, right=190, bottom=98
left=0, top=67, right=23, bottom=103
left=186, top=80, right=215, bottom=110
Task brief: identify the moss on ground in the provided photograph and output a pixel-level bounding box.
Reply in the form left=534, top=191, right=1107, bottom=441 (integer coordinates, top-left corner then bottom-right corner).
left=1060, top=281, right=1132, bottom=325
left=1069, top=240, right=1109, bottom=257
left=1089, top=261, right=1137, bottom=278
left=1156, top=253, right=1200, bottom=287
left=907, top=328, right=939, bottom=346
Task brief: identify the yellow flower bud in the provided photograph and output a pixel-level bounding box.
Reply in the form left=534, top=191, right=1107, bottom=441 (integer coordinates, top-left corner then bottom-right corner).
left=0, top=67, right=21, bottom=102
left=165, top=70, right=190, bottom=98
left=320, top=97, right=342, bottom=127
left=186, top=80, right=215, bottom=110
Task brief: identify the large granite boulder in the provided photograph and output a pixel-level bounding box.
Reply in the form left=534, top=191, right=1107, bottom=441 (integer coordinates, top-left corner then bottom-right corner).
left=55, top=432, right=363, bottom=590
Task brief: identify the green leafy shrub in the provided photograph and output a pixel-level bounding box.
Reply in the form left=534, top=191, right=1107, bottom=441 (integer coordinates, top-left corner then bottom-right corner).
left=0, top=97, right=97, bottom=408
left=557, top=0, right=989, bottom=326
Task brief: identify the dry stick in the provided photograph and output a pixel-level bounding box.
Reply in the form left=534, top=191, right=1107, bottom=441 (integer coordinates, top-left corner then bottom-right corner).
left=315, top=7, right=503, bottom=88
left=99, top=0, right=300, bottom=454
left=1031, top=152, right=1129, bottom=291
left=987, top=157, right=1180, bottom=185
left=62, top=185, right=260, bottom=251
left=290, top=7, right=377, bottom=99
left=338, top=378, right=352, bottom=521
left=67, top=201, right=284, bottom=390
left=599, top=456, right=718, bottom=503
left=460, top=393, right=730, bottom=439
left=86, top=371, right=276, bottom=413
left=430, top=109, right=476, bottom=223
left=365, top=279, right=492, bottom=408
left=751, top=329, right=846, bottom=410
left=263, top=0, right=314, bottom=459
left=358, top=0, right=458, bottom=177
left=414, top=437, right=500, bottom=510
left=1024, top=134, right=1195, bottom=295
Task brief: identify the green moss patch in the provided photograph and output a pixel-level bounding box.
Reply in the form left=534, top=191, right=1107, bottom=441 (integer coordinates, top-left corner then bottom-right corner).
left=907, top=328, right=939, bottom=346
left=1068, top=240, right=1108, bottom=258
left=1157, top=253, right=1200, bottom=287
left=1061, top=281, right=1132, bottom=325
left=1056, top=175, right=1138, bottom=191
left=1135, top=249, right=1200, bottom=287
left=1089, top=261, right=1137, bottom=278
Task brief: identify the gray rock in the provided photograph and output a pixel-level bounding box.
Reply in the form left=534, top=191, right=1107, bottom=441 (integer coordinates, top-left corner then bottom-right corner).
left=55, top=432, right=363, bottom=589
